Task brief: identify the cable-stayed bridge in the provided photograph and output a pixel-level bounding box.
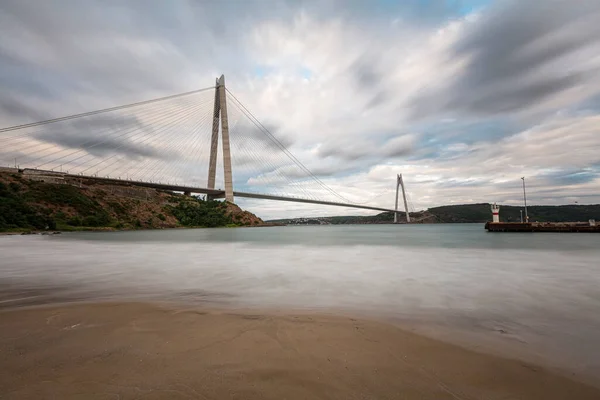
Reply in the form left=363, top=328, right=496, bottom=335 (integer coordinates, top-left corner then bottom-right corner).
left=0, top=75, right=412, bottom=218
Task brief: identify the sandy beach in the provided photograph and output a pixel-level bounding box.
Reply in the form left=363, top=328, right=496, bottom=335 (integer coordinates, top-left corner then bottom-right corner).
left=2, top=302, right=599, bottom=400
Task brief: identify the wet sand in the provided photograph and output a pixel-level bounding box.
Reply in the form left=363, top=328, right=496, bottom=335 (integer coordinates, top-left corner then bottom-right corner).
left=2, top=302, right=600, bottom=399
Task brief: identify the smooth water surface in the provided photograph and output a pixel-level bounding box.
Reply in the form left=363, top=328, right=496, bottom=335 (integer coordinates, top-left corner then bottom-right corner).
left=1, top=224, right=599, bottom=378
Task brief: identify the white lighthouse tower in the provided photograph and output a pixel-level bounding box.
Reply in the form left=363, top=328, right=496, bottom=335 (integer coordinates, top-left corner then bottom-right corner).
left=491, top=203, right=500, bottom=223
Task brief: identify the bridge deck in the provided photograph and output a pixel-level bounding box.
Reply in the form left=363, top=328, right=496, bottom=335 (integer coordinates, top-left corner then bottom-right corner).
left=233, top=191, right=395, bottom=213
left=62, top=174, right=395, bottom=213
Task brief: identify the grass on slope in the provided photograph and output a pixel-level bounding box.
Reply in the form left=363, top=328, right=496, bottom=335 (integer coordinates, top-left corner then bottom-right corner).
left=0, top=174, right=238, bottom=231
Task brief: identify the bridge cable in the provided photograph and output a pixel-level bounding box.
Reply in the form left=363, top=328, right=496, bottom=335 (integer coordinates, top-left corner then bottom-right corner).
left=145, top=104, right=214, bottom=184
left=0, top=95, right=198, bottom=161
left=12, top=96, right=201, bottom=171
left=226, top=88, right=354, bottom=204
left=98, top=102, right=212, bottom=183
left=36, top=96, right=208, bottom=173
left=232, top=120, right=318, bottom=200
left=177, top=98, right=218, bottom=187
left=41, top=97, right=206, bottom=175
left=226, top=88, right=347, bottom=202
left=226, top=99, right=320, bottom=200
left=0, top=86, right=216, bottom=137
left=78, top=98, right=213, bottom=176
left=97, top=95, right=215, bottom=181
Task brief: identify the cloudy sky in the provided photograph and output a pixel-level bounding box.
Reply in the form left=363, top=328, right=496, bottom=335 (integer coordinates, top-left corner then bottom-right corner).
left=1, top=0, right=599, bottom=219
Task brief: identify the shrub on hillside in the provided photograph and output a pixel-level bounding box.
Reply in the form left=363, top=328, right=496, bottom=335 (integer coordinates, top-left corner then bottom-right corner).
left=0, top=181, right=54, bottom=230
left=168, top=198, right=233, bottom=228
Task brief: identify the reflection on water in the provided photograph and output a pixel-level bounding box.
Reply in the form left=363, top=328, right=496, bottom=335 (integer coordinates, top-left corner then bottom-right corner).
left=1, top=224, right=600, bottom=379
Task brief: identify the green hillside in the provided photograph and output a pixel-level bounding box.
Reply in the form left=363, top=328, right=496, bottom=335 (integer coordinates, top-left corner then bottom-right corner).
left=429, top=203, right=600, bottom=223
left=0, top=171, right=262, bottom=232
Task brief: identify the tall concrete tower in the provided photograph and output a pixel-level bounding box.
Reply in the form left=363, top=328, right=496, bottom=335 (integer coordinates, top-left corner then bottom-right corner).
left=207, top=75, right=234, bottom=203
left=394, top=174, right=410, bottom=223
left=207, top=78, right=220, bottom=191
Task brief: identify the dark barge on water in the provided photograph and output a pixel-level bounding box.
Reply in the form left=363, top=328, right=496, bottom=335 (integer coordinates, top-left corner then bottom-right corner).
left=485, top=203, right=599, bottom=232
left=485, top=221, right=600, bottom=232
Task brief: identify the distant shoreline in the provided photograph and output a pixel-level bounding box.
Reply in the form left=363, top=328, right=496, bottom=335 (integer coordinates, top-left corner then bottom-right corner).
left=0, top=222, right=286, bottom=235
left=268, top=203, right=600, bottom=225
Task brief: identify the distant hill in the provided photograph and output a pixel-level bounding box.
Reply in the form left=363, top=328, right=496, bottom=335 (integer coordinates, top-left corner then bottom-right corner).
left=268, top=211, right=417, bottom=225
left=268, top=203, right=600, bottom=225
left=428, top=203, right=600, bottom=223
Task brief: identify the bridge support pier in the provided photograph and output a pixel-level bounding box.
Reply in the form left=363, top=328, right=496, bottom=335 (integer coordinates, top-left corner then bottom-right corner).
left=207, top=78, right=220, bottom=190
left=218, top=76, right=234, bottom=203
left=206, top=75, right=234, bottom=203
left=394, top=174, right=410, bottom=223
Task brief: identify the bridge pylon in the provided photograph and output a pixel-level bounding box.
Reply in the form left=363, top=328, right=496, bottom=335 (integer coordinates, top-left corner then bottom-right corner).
left=394, top=174, right=410, bottom=223
left=207, top=75, right=234, bottom=202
